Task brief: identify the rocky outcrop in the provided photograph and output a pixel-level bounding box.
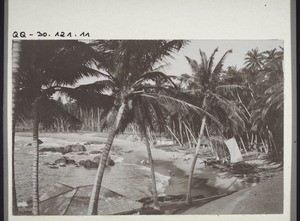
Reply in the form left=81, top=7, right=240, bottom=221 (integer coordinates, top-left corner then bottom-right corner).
left=92, top=155, right=115, bottom=166
left=89, top=150, right=102, bottom=155
left=54, top=157, right=77, bottom=165
left=78, top=159, right=98, bottom=169
left=25, top=139, right=43, bottom=146
left=40, top=144, right=86, bottom=154
left=78, top=155, right=115, bottom=169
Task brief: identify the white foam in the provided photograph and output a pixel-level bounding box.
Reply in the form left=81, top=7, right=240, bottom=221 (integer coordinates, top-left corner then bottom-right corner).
left=17, top=201, right=28, bottom=207
left=114, top=157, right=124, bottom=163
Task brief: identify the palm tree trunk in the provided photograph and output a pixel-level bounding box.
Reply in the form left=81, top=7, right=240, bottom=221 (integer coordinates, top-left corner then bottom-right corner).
left=237, top=91, right=251, bottom=117
left=87, top=102, right=126, bottom=215
left=261, top=137, right=268, bottom=154
left=205, top=124, right=218, bottom=158
left=268, top=130, right=278, bottom=157
left=141, top=127, right=160, bottom=210
left=12, top=40, right=21, bottom=214
left=97, top=108, right=101, bottom=132
left=166, top=126, right=181, bottom=146
left=186, top=116, right=206, bottom=205
left=91, top=108, right=94, bottom=131
left=179, top=119, right=184, bottom=145
left=246, top=132, right=250, bottom=146
left=184, top=123, right=192, bottom=149
left=183, top=122, right=197, bottom=144
left=239, top=136, right=248, bottom=156
left=32, top=100, right=40, bottom=215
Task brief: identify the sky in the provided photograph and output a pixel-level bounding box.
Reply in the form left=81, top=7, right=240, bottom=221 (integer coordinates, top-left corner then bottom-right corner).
left=158, top=39, right=284, bottom=76
left=77, top=39, right=284, bottom=85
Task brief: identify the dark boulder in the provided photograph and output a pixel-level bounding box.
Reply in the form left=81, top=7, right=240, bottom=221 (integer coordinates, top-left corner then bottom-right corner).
left=54, top=157, right=77, bottom=165
left=64, top=144, right=86, bottom=153
left=89, top=150, right=102, bottom=155
left=107, top=158, right=115, bottom=166
left=78, top=159, right=98, bottom=169
left=92, top=155, right=102, bottom=164
left=40, top=144, right=86, bottom=154
left=25, top=139, right=43, bottom=146
left=92, top=155, right=115, bottom=166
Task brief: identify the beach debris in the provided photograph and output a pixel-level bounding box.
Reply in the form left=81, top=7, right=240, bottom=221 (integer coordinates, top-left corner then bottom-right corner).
left=183, top=158, right=191, bottom=163
left=59, top=163, right=66, bottom=167
left=40, top=144, right=86, bottom=154
left=48, top=165, right=59, bottom=169
left=125, top=150, right=134, bottom=154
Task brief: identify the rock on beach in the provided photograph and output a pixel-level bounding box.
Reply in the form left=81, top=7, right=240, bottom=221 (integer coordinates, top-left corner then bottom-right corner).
left=54, top=157, right=77, bottom=165
left=40, top=144, right=86, bottom=154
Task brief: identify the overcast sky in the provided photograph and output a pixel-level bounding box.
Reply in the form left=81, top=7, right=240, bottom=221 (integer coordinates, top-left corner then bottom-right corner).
left=77, top=39, right=283, bottom=85
left=158, top=39, right=284, bottom=76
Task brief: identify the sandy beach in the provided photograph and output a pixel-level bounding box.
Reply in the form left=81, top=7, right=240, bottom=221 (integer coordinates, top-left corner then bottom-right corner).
left=14, top=132, right=283, bottom=215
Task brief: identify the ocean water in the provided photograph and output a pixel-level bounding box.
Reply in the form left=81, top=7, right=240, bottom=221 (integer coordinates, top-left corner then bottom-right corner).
left=13, top=133, right=172, bottom=206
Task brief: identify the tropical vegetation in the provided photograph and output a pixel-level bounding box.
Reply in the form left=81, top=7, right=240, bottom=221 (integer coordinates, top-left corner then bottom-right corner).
left=11, top=40, right=284, bottom=215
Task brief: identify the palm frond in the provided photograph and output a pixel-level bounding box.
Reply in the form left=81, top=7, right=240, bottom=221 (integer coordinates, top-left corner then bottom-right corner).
left=213, top=49, right=233, bottom=75
left=133, top=71, right=177, bottom=88
left=141, top=93, right=223, bottom=128
left=215, top=84, right=248, bottom=97
left=208, top=47, right=219, bottom=73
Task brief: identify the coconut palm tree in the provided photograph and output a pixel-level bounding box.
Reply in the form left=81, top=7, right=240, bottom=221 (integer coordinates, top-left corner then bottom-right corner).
left=249, top=48, right=284, bottom=157
left=13, top=40, right=100, bottom=215
left=176, top=48, right=247, bottom=205
left=77, top=40, right=222, bottom=214
left=244, top=48, right=264, bottom=71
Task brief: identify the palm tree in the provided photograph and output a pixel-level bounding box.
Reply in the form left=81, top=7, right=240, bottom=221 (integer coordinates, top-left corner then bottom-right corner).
left=83, top=40, right=202, bottom=214
left=250, top=48, right=284, bottom=157
left=14, top=40, right=100, bottom=214
left=244, top=48, right=264, bottom=71
left=178, top=48, right=247, bottom=205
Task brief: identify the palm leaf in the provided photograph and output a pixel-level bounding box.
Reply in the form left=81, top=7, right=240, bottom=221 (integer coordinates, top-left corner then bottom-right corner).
left=141, top=93, right=223, bottom=128
left=213, top=49, right=233, bottom=75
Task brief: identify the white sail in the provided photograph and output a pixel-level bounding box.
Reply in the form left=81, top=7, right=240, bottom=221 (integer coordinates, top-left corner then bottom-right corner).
left=224, top=137, right=243, bottom=163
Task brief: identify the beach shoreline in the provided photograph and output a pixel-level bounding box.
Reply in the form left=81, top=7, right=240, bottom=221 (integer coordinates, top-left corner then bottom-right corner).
left=14, top=132, right=283, bottom=215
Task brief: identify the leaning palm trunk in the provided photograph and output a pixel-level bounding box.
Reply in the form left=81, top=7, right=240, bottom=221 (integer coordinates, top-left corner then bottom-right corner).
left=166, top=125, right=182, bottom=146
left=186, top=116, right=206, bottom=205
left=87, top=102, right=126, bottom=215
left=141, top=127, right=160, bottom=210
left=32, top=100, right=40, bottom=215
left=12, top=40, right=21, bottom=214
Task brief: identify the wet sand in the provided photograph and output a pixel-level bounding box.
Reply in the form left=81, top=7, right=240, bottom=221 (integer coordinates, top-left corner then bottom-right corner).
left=14, top=132, right=283, bottom=214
